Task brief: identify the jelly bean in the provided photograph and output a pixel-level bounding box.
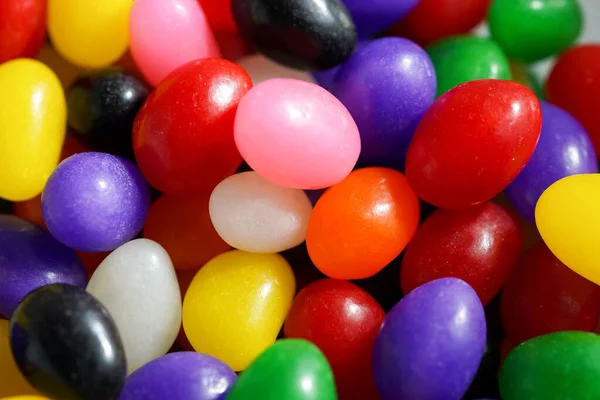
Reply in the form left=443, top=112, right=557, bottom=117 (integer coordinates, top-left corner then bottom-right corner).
left=47, top=0, right=131, bottom=68
left=226, top=339, right=336, bottom=400
left=499, top=332, right=600, bottom=400
left=214, top=31, right=254, bottom=61
left=307, top=167, right=419, bottom=279
left=10, top=283, right=126, bottom=400
left=0, top=397, right=48, bottom=400
left=332, top=38, right=435, bottom=166
left=234, top=79, right=360, bottom=189
left=198, top=0, right=238, bottom=33
left=67, top=69, right=150, bottom=159
left=0, top=59, right=66, bottom=202
left=387, top=0, right=490, bottom=48
left=427, top=36, right=512, bottom=97
left=118, top=352, right=236, bottom=400
left=182, top=250, right=295, bottom=371
left=401, top=202, right=523, bottom=306
left=209, top=172, right=313, bottom=253
left=546, top=45, right=600, bottom=154
left=284, top=279, right=385, bottom=400
left=237, top=54, right=315, bottom=85
left=129, top=0, right=221, bottom=86
left=405, top=80, right=541, bottom=210
left=372, top=278, right=486, bottom=400
left=536, top=174, right=600, bottom=286
left=501, top=242, right=600, bottom=345
left=231, top=0, right=357, bottom=70
left=144, top=193, right=231, bottom=270
left=0, top=320, right=38, bottom=397
left=342, top=0, right=419, bottom=38
left=509, top=60, right=545, bottom=100
left=87, top=239, right=181, bottom=374
left=42, top=152, right=150, bottom=252
left=488, top=0, right=582, bottom=63
left=311, top=40, right=370, bottom=92
left=505, top=101, right=597, bottom=222
left=0, top=215, right=87, bottom=317
left=0, top=0, right=46, bottom=63
left=133, top=59, right=250, bottom=195
left=36, top=44, right=83, bottom=89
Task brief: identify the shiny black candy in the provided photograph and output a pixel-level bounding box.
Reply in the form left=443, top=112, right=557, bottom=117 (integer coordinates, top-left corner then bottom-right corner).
left=231, top=0, right=357, bottom=70
left=67, top=69, right=149, bottom=159
left=9, top=283, right=127, bottom=400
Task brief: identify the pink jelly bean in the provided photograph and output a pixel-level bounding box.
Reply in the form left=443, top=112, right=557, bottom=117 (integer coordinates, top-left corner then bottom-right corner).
left=234, top=79, right=361, bottom=189
left=129, top=0, right=221, bottom=86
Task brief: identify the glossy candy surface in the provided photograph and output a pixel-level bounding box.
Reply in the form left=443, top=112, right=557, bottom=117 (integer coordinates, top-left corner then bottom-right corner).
left=546, top=45, right=600, bottom=154
left=234, top=79, right=360, bottom=190
left=10, top=284, right=126, bottom=400
left=427, top=36, right=512, bottom=97
left=0, top=0, right=46, bottom=63
left=183, top=250, right=295, bottom=371
left=129, top=0, right=221, bottom=86
left=342, top=0, right=419, bottom=38
left=118, top=352, right=236, bottom=400
left=143, top=193, right=231, bottom=270
left=0, top=59, right=66, bottom=202
left=198, top=0, right=237, bottom=33
left=372, top=278, right=486, bottom=400
left=42, top=152, right=150, bottom=252
left=501, top=242, right=600, bottom=345
left=499, top=332, right=600, bottom=400
left=48, top=0, right=130, bottom=68
left=67, top=70, right=150, bottom=159
left=0, top=320, right=38, bottom=397
left=332, top=38, right=436, bottom=166
left=209, top=172, right=313, bottom=253
left=236, top=54, right=315, bottom=85
left=284, top=279, right=385, bottom=399
left=401, top=202, right=523, bottom=306
left=87, top=239, right=181, bottom=374
left=226, top=339, right=336, bottom=400
left=0, top=216, right=87, bottom=317
left=505, top=101, right=597, bottom=223
left=307, top=167, right=420, bottom=280
left=133, top=58, right=250, bottom=194
left=405, top=80, right=541, bottom=209
left=231, top=0, right=357, bottom=70
left=536, top=174, right=600, bottom=286
left=488, top=0, right=582, bottom=63
left=388, top=0, right=490, bottom=48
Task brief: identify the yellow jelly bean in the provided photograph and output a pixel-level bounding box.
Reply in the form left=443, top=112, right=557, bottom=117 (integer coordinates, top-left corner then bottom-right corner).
left=536, top=174, right=600, bottom=285
left=0, top=320, right=40, bottom=397
left=0, top=59, right=66, bottom=202
left=48, top=0, right=131, bottom=68
left=183, top=250, right=296, bottom=371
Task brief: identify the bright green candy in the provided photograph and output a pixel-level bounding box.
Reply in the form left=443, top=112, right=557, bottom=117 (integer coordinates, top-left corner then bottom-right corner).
left=427, top=35, right=512, bottom=97
left=226, top=339, right=337, bottom=400
left=488, top=0, right=582, bottom=63
left=499, top=331, right=600, bottom=400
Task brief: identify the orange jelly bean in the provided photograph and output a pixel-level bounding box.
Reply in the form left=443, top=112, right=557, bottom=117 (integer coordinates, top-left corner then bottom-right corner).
left=306, top=167, right=420, bottom=280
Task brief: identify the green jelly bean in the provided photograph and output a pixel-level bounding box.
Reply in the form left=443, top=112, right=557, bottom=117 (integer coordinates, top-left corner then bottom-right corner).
left=499, top=331, right=600, bottom=400
left=488, top=0, right=582, bottom=63
left=226, top=339, right=337, bottom=400
left=427, top=35, right=512, bottom=97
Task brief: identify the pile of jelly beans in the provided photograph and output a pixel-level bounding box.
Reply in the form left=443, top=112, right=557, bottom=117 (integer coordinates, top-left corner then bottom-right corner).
left=2, top=0, right=600, bottom=399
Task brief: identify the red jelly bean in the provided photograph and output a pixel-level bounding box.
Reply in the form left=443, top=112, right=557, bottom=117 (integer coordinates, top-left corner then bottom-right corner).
left=0, top=0, right=46, bottom=63
left=284, top=279, right=385, bottom=400
left=501, top=241, right=600, bottom=345
left=546, top=45, right=600, bottom=154
left=388, top=0, right=490, bottom=48
left=401, top=202, right=522, bottom=306
left=198, top=0, right=238, bottom=33
left=405, top=80, right=541, bottom=210
left=133, top=59, right=251, bottom=194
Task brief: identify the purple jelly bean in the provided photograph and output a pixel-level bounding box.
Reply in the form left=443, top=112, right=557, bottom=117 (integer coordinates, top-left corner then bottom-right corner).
left=0, top=215, right=87, bottom=317
left=342, top=0, right=420, bottom=38
left=505, top=101, right=597, bottom=223
left=312, top=39, right=371, bottom=92
left=332, top=37, right=436, bottom=167
left=42, top=152, right=150, bottom=252
left=372, top=278, right=486, bottom=400
left=118, top=352, right=237, bottom=400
